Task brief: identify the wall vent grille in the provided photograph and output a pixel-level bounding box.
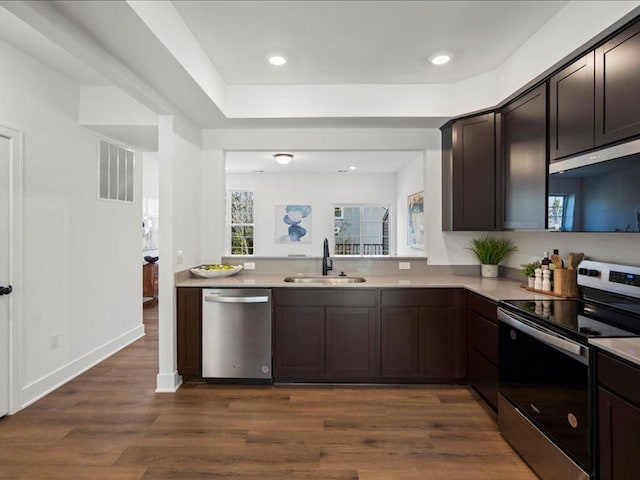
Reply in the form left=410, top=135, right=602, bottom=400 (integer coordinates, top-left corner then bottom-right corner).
left=98, top=139, right=134, bottom=202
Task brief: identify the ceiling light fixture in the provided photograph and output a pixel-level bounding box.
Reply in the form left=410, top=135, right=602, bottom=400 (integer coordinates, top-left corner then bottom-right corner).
left=273, top=153, right=294, bottom=165
left=349, top=165, right=357, bottom=171
left=429, top=52, right=452, bottom=65
left=268, top=55, right=287, bottom=66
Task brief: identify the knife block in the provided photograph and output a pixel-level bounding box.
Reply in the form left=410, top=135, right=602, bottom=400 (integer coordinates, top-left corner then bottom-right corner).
left=553, top=268, right=578, bottom=298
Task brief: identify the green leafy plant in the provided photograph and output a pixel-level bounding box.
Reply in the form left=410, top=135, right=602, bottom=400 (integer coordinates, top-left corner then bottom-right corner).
left=468, top=236, right=517, bottom=265
left=519, top=260, right=541, bottom=277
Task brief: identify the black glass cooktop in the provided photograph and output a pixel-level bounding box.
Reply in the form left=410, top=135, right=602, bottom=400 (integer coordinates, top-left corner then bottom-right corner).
left=500, top=298, right=640, bottom=341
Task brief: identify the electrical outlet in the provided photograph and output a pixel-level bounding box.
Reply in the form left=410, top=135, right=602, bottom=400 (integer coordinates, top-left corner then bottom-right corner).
left=399, top=262, right=411, bottom=270
left=50, top=333, right=58, bottom=350
left=176, top=250, right=183, bottom=264
left=244, top=262, right=256, bottom=270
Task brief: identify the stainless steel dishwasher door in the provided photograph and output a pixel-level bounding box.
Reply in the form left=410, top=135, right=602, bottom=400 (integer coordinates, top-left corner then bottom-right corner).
left=202, top=289, right=272, bottom=380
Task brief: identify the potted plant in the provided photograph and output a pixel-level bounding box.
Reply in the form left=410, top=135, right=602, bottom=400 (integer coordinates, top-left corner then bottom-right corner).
left=468, top=236, right=517, bottom=278
left=520, top=260, right=541, bottom=288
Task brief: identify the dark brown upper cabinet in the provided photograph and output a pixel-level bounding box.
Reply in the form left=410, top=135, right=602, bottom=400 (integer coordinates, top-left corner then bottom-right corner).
left=442, top=112, right=497, bottom=231
left=500, top=84, right=547, bottom=230
left=595, top=19, right=640, bottom=146
left=549, top=52, right=595, bottom=161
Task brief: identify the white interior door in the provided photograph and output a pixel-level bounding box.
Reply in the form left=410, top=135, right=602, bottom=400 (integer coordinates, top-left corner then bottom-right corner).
left=0, top=134, right=10, bottom=417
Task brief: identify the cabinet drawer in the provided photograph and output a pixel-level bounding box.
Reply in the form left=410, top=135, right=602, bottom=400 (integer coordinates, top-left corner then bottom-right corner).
left=273, top=288, right=376, bottom=307
left=468, top=310, right=498, bottom=365
left=380, top=288, right=456, bottom=307
left=598, top=353, right=640, bottom=408
left=467, top=292, right=497, bottom=323
left=468, top=347, right=498, bottom=410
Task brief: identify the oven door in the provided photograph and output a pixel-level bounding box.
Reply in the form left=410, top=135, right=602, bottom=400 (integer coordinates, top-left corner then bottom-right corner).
left=498, top=308, right=591, bottom=473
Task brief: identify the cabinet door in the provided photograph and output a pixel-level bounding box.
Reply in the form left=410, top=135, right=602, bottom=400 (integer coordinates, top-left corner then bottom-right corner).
left=501, top=85, right=547, bottom=230
left=468, top=348, right=498, bottom=410
left=326, top=307, right=379, bottom=379
left=595, top=20, right=640, bottom=146
left=177, top=288, right=202, bottom=380
left=381, top=307, right=419, bottom=378
left=550, top=52, right=595, bottom=160
left=598, top=387, right=640, bottom=480
left=450, top=113, right=496, bottom=231
left=274, top=306, right=325, bottom=379
left=418, top=306, right=460, bottom=380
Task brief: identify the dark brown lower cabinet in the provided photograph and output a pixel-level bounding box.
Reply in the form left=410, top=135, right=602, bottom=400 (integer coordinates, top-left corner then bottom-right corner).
left=273, top=288, right=379, bottom=381
left=597, top=352, right=640, bottom=480
left=326, top=307, right=379, bottom=378
left=466, top=292, right=498, bottom=410
left=598, top=388, right=640, bottom=480
left=380, top=289, right=465, bottom=382
left=274, top=306, right=325, bottom=379
left=176, top=287, right=202, bottom=381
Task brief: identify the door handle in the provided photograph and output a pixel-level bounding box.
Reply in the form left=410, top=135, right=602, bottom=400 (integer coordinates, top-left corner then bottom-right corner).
left=0, top=285, right=12, bottom=296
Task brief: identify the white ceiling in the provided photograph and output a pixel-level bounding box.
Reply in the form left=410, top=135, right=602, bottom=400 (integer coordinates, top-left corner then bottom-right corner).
left=0, top=0, right=577, bottom=130
left=173, top=0, right=568, bottom=85
left=226, top=150, right=422, bottom=174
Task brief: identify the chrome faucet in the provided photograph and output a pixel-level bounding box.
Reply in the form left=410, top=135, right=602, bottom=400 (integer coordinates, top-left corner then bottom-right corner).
left=322, top=238, right=333, bottom=276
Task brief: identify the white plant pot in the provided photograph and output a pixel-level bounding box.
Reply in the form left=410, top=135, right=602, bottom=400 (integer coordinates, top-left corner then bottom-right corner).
left=481, top=264, right=499, bottom=278
left=527, top=276, right=535, bottom=288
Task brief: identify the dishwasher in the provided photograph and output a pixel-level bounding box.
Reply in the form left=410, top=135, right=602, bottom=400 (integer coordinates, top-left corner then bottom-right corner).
left=202, top=289, right=272, bottom=382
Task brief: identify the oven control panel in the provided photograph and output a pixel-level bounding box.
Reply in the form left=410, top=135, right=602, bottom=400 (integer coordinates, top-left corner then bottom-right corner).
left=578, top=260, right=640, bottom=299
left=609, top=270, right=640, bottom=288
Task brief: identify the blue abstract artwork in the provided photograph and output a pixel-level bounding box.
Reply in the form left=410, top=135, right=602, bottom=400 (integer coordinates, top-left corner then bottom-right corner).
left=275, top=204, right=312, bottom=243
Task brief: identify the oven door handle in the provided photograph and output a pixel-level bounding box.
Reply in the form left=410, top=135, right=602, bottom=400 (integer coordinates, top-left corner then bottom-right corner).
left=498, top=309, right=589, bottom=364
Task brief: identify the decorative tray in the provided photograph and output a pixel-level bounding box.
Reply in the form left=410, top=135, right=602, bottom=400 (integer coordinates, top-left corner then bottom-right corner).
left=190, top=264, right=243, bottom=278
left=519, top=284, right=578, bottom=299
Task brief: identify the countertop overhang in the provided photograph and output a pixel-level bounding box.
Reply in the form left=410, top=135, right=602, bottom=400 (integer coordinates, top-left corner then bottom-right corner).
left=176, top=273, right=554, bottom=303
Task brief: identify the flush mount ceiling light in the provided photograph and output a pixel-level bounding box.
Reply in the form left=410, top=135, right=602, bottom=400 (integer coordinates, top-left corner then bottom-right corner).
left=349, top=165, right=357, bottom=171
left=273, top=153, right=294, bottom=165
left=268, top=55, right=287, bottom=66
left=429, top=52, right=453, bottom=65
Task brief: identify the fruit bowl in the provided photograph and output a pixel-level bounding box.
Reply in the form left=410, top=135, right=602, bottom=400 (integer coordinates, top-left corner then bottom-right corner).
left=190, top=264, right=243, bottom=278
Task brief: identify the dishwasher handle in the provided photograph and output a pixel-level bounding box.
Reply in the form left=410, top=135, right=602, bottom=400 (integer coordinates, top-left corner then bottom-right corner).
left=204, top=294, right=269, bottom=304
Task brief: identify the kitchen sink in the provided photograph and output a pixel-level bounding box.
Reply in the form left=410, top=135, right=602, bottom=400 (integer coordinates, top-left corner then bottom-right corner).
left=283, top=276, right=366, bottom=284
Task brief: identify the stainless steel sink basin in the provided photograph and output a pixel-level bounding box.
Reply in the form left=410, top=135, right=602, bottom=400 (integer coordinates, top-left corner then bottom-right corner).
left=283, top=276, right=366, bottom=284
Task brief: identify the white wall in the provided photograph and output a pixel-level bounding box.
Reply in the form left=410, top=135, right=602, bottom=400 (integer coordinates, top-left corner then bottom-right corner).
left=157, top=115, right=203, bottom=392
left=0, top=38, right=143, bottom=408
left=396, top=154, right=426, bottom=256
left=227, top=172, right=398, bottom=257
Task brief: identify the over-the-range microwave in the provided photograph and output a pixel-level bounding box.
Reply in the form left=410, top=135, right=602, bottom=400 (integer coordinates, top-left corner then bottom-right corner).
left=548, top=139, right=640, bottom=233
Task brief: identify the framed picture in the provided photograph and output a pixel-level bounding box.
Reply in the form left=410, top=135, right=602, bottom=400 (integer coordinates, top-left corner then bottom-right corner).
left=275, top=204, right=312, bottom=243
left=407, top=191, right=424, bottom=249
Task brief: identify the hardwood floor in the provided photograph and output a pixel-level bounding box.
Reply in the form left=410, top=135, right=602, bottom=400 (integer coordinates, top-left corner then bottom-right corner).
left=0, top=304, right=536, bottom=479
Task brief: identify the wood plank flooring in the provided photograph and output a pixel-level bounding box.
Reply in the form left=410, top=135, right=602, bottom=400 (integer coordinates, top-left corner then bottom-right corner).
left=0, top=304, right=537, bottom=479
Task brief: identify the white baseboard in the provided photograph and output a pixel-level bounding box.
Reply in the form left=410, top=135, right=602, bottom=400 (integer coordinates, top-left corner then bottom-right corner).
left=21, top=324, right=145, bottom=409
left=156, top=371, right=183, bottom=392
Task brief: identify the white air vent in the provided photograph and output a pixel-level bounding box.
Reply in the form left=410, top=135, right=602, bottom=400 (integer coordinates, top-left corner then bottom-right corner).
left=98, top=139, right=134, bottom=202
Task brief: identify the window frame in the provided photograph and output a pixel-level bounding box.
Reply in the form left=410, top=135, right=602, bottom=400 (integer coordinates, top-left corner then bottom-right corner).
left=227, top=189, right=255, bottom=256
left=333, top=203, right=390, bottom=256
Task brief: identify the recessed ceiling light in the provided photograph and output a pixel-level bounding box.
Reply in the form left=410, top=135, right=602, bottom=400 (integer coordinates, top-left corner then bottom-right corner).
left=349, top=165, right=357, bottom=171
left=429, top=52, right=452, bottom=65
left=268, top=55, right=287, bottom=66
left=273, top=153, right=293, bottom=165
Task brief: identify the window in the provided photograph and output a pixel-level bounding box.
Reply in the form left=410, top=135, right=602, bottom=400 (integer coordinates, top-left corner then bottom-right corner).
left=98, top=138, right=134, bottom=203
left=548, top=195, right=566, bottom=230
left=228, top=190, right=254, bottom=255
left=334, top=205, right=389, bottom=255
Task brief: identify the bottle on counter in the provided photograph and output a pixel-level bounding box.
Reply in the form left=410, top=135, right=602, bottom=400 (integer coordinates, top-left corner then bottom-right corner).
left=541, top=251, right=551, bottom=270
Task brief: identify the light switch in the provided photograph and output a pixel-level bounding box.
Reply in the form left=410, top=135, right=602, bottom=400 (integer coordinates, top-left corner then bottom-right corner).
left=244, top=262, right=256, bottom=270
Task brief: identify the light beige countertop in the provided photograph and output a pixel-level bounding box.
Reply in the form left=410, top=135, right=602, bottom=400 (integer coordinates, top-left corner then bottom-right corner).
left=589, top=337, right=640, bottom=367
left=175, top=272, right=555, bottom=302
